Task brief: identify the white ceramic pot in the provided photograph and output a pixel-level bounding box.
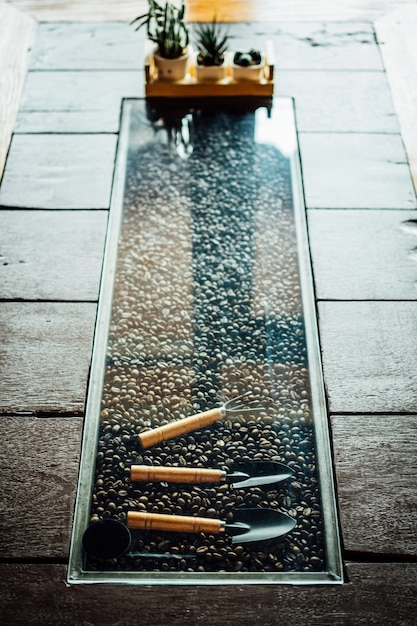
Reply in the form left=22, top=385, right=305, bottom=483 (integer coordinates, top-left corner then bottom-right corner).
left=232, top=55, right=265, bottom=82
left=195, top=56, right=228, bottom=82
left=154, top=49, right=190, bottom=82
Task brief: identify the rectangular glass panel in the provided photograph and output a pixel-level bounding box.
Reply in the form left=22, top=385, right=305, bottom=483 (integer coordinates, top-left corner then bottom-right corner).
left=68, top=98, right=342, bottom=584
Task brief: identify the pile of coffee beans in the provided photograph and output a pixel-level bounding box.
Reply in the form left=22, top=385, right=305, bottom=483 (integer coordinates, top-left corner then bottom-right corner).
left=86, top=103, right=326, bottom=577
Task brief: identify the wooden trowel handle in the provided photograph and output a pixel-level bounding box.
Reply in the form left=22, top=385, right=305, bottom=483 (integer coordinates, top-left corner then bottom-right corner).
left=138, top=407, right=224, bottom=449
left=127, top=511, right=224, bottom=535
left=130, top=465, right=225, bottom=484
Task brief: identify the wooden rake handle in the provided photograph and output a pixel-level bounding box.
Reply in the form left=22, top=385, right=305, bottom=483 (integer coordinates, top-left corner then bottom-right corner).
left=127, top=511, right=224, bottom=535
left=138, top=407, right=224, bottom=449
left=130, top=465, right=225, bottom=484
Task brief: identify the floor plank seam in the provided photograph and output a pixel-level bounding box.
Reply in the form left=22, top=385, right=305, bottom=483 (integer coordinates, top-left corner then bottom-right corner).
left=317, top=298, right=417, bottom=303
left=0, top=558, right=69, bottom=566
left=345, top=552, right=417, bottom=564
left=330, top=411, right=417, bottom=416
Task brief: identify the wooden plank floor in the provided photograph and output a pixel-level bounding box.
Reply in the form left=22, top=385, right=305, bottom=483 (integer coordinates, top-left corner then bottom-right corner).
left=1, top=1, right=417, bottom=623
left=1, top=563, right=417, bottom=625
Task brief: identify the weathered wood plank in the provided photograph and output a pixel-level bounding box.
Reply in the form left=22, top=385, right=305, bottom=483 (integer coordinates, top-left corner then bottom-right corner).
left=332, top=415, right=417, bottom=555
left=0, top=302, right=96, bottom=414
left=15, top=71, right=143, bottom=133
left=0, top=417, right=82, bottom=558
left=1, top=563, right=417, bottom=625
left=277, top=70, right=399, bottom=132
left=0, top=4, right=34, bottom=178
left=318, top=301, right=417, bottom=413
left=29, top=21, right=383, bottom=72
left=0, top=210, right=107, bottom=300
left=0, top=134, right=117, bottom=209
left=308, top=209, right=417, bottom=300
left=215, top=22, right=382, bottom=70
left=8, top=417, right=415, bottom=561
left=7, top=0, right=416, bottom=22
left=376, top=7, right=417, bottom=194
left=269, top=22, right=383, bottom=70
left=30, top=22, right=145, bottom=70
left=299, top=132, right=417, bottom=209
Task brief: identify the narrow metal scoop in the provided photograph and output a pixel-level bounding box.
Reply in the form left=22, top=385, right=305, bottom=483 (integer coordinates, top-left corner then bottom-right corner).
left=138, top=392, right=267, bottom=449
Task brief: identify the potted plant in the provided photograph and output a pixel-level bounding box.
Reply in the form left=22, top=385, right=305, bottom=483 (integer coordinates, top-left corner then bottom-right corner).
left=193, top=17, right=230, bottom=82
left=232, top=48, right=264, bottom=82
left=131, top=0, right=190, bottom=81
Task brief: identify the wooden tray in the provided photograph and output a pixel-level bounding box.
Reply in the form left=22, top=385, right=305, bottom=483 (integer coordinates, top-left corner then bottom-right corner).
left=145, top=42, right=274, bottom=98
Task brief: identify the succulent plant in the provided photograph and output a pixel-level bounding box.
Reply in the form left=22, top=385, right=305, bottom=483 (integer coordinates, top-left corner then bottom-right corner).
left=233, top=49, right=262, bottom=67
left=194, top=18, right=229, bottom=66
left=130, top=0, right=189, bottom=59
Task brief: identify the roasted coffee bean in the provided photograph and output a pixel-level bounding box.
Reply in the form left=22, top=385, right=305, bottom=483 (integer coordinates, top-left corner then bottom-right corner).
left=87, top=134, right=328, bottom=577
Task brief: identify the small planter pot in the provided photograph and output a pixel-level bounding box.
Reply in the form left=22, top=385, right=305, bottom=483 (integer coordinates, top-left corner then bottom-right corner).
left=154, top=49, right=190, bottom=81
left=195, top=62, right=227, bottom=82
left=195, top=55, right=228, bottom=82
left=231, top=53, right=265, bottom=82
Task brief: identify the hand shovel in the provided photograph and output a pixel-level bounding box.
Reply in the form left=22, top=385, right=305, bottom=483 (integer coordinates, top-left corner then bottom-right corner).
left=130, top=460, right=293, bottom=488
left=127, top=508, right=296, bottom=544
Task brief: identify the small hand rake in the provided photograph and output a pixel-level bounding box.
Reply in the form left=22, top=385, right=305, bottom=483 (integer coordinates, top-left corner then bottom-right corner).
left=138, top=392, right=266, bottom=449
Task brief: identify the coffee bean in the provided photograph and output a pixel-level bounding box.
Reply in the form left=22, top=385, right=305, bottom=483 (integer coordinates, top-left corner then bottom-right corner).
left=86, top=112, right=329, bottom=578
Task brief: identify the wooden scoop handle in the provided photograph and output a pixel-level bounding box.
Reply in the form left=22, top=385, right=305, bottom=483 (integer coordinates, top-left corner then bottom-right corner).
left=127, top=511, right=224, bottom=535
left=138, top=407, right=224, bottom=449
left=130, top=465, right=225, bottom=484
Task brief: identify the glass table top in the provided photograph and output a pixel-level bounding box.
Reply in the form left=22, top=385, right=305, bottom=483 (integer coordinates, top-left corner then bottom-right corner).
left=68, top=97, right=342, bottom=584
